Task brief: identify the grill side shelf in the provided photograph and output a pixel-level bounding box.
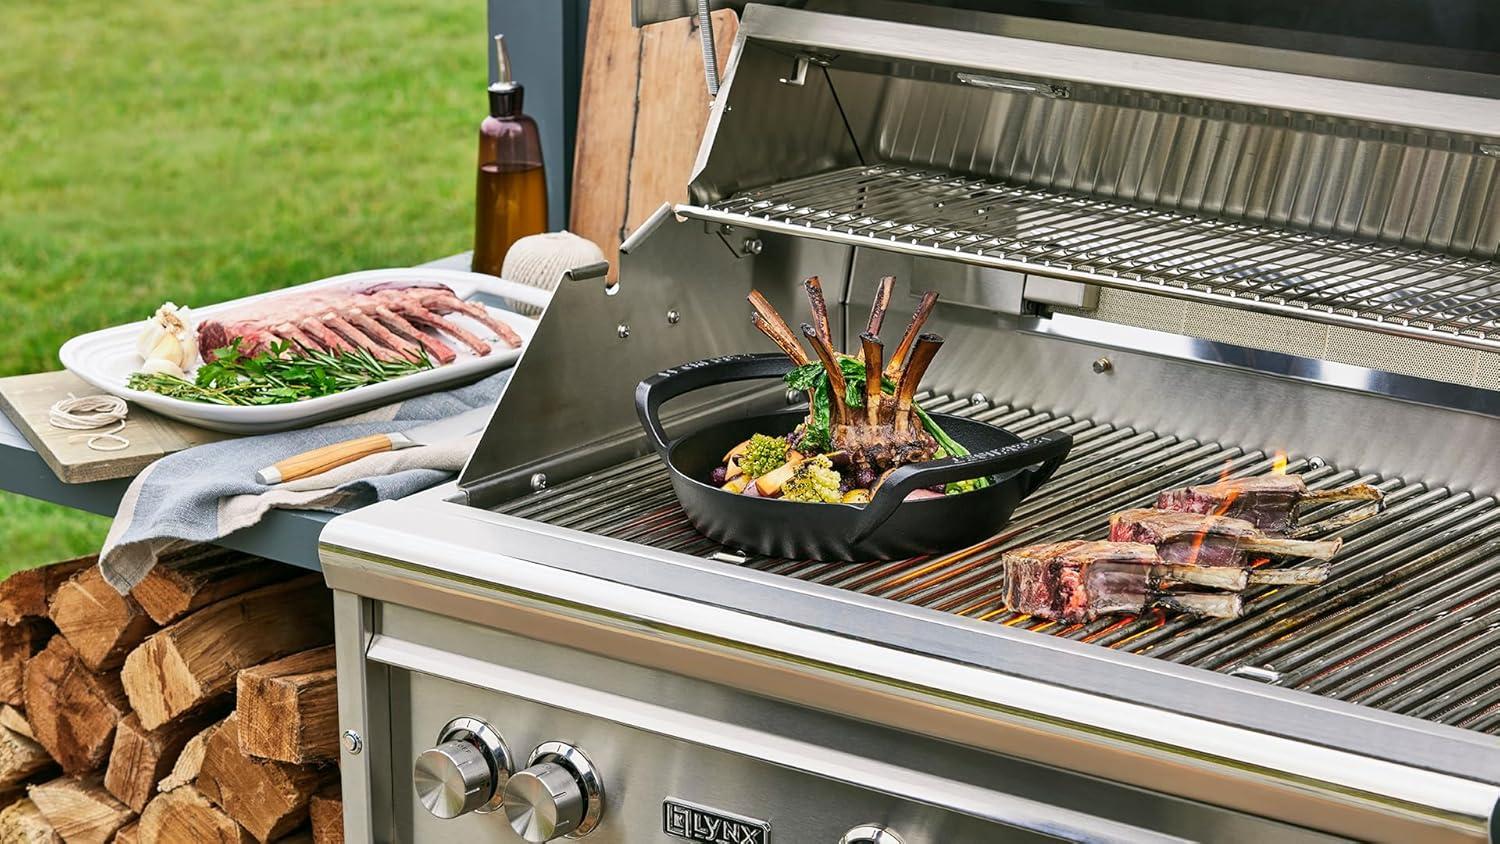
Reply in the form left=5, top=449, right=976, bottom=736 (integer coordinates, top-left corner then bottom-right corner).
left=678, top=165, right=1500, bottom=355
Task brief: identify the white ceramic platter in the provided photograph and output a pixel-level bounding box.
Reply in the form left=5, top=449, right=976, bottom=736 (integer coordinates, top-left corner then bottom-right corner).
left=59, top=268, right=549, bottom=434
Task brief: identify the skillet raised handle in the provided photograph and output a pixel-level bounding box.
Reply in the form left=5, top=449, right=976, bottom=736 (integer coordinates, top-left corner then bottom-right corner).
left=635, top=353, right=794, bottom=456
left=849, top=430, right=1074, bottom=545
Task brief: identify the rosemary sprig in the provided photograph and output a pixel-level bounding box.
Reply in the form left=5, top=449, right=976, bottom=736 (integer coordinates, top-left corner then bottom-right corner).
left=127, top=340, right=434, bottom=406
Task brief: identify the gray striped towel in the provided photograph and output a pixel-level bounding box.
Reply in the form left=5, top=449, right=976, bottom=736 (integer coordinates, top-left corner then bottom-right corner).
left=99, top=369, right=509, bottom=593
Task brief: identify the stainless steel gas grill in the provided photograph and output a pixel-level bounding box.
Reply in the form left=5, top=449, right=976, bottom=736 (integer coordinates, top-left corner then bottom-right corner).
left=322, top=3, right=1500, bottom=842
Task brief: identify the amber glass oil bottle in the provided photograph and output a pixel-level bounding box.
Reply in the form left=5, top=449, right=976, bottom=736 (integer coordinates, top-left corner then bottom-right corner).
left=472, top=35, right=547, bottom=276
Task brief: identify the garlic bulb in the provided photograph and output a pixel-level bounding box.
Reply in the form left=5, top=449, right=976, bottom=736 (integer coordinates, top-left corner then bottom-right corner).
left=136, top=302, right=198, bottom=370
left=138, top=357, right=187, bottom=379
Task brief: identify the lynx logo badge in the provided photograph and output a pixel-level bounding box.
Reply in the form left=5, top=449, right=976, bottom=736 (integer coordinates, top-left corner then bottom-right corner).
left=663, top=798, right=770, bottom=844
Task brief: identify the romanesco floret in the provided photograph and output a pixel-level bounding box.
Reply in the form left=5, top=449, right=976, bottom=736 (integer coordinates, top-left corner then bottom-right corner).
left=781, top=454, right=842, bottom=503
left=740, top=433, right=789, bottom=478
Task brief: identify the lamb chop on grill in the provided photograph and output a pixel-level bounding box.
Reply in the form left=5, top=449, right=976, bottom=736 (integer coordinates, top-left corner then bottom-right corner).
left=1002, top=541, right=1244, bottom=623
left=1109, top=509, right=1335, bottom=585
left=747, top=276, right=940, bottom=479
left=1155, top=474, right=1383, bottom=535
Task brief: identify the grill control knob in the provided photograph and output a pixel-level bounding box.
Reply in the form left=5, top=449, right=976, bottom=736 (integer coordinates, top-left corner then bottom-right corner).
left=502, top=742, right=604, bottom=842
left=840, top=826, right=906, bottom=844
left=413, top=717, right=511, bottom=819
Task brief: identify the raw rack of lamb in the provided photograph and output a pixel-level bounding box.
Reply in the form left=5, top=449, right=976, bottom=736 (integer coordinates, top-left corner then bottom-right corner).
left=196, top=280, right=522, bottom=366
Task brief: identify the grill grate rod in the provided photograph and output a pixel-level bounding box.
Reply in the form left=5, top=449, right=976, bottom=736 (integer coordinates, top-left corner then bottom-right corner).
left=496, top=393, right=1500, bottom=734
left=695, top=165, right=1500, bottom=348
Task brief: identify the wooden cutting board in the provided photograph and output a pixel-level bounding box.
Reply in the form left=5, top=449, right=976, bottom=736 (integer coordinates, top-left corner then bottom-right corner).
left=570, top=0, right=739, bottom=280
left=0, top=370, right=229, bottom=484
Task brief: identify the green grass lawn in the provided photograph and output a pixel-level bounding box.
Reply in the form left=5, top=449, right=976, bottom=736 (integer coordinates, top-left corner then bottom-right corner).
left=0, top=0, right=485, bottom=575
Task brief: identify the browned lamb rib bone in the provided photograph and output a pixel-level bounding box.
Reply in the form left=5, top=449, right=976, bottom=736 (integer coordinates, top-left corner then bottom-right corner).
left=322, top=312, right=403, bottom=362
left=1155, top=474, right=1383, bottom=535
left=867, top=275, right=895, bottom=335
left=1109, top=509, right=1341, bottom=567
left=747, top=290, right=809, bottom=365
left=357, top=301, right=458, bottom=365
left=894, top=333, right=942, bottom=435
left=407, top=288, right=523, bottom=348
left=885, top=290, right=938, bottom=380
left=803, top=276, right=835, bottom=350
left=341, top=308, right=424, bottom=361
left=860, top=332, right=884, bottom=426
left=801, top=323, right=849, bottom=425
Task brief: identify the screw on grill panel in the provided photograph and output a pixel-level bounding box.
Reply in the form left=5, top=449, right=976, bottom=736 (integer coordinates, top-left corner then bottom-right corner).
left=666, top=309, right=682, bottom=324
left=342, top=730, right=363, bottom=755
left=529, top=473, right=548, bottom=491
left=1092, top=357, right=1113, bottom=374
left=617, top=324, right=631, bottom=339
left=491, top=391, right=1500, bottom=735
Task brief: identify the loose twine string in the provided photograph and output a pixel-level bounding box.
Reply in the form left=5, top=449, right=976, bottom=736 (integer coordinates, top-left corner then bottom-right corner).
left=48, top=394, right=130, bottom=451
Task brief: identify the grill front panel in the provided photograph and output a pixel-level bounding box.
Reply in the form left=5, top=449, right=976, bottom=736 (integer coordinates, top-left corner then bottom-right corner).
left=497, top=393, right=1500, bottom=734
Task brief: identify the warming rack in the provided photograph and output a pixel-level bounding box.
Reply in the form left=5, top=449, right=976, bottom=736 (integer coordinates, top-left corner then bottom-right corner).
left=497, top=392, right=1500, bottom=735
left=679, top=165, right=1500, bottom=353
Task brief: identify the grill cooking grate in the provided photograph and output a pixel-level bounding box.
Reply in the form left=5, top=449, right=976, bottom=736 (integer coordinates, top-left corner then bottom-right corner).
left=498, top=393, right=1500, bottom=734
left=685, top=165, right=1500, bottom=352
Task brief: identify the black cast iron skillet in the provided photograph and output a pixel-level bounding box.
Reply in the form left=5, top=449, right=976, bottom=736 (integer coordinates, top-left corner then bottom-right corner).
left=635, top=353, right=1073, bottom=561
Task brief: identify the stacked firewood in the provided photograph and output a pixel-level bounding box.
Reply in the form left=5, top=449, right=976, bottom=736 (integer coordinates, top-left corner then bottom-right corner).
left=0, top=550, right=345, bottom=843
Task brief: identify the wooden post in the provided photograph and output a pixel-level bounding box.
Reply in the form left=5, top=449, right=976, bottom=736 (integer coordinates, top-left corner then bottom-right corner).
left=309, top=782, right=342, bottom=844
left=22, top=639, right=130, bottom=775
left=139, top=786, right=250, bottom=844
left=0, top=559, right=93, bottom=626
left=129, top=550, right=293, bottom=627
left=120, top=576, right=333, bottom=730
left=0, top=797, right=57, bottom=844
left=236, top=646, right=336, bottom=764
left=197, top=714, right=332, bottom=843
left=27, top=777, right=133, bottom=844
left=105, top=710, right=223, bottom=813
left=46, top=568, right=157, bottom=673
left=0, top=622, right=52, bottom=707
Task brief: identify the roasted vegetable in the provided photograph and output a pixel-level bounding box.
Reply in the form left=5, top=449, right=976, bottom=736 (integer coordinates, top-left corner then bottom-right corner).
left=782, top=454, right=842, bottom=503
left=842, top=489, right=871, bottom=505
left=755, top=457, right=805, bottom=497
left=740, top=434, right=789, bottom=479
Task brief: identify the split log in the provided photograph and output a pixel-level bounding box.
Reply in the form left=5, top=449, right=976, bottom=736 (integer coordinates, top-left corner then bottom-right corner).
left=156, top=721, right=221, bottom=794
left=138, top=786, right=249, bottom=844
left=0, top=709, right=32, bottom=742
left=47, top=568, right=157, bottom=673
left=0, top=798, right=58, bottom=844
left=236, top=646, right=336, bottom=764
left=121, top=576, right=333, bottom=730
left=308, top=783, right=341, bottom=844
left=105, top=710, right=223, bottom=813
left=129, top=550, right=293, bottom=627
left=27, top=777, right=133, bottom=844
left=0, top=559, right=93, bottom=626
left=198, top=714, right=333, bottom=843
left=0, top=725, right=54, bottom=790
left=22, top=639, right=129, bottom=775
left=0, top=622, right=53, bottom=707
left=110, top=822, right=136, bottom=844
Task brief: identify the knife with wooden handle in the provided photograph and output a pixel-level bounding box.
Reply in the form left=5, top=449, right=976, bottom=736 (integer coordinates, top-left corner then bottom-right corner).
left=254, top=406, right=491, bottom=485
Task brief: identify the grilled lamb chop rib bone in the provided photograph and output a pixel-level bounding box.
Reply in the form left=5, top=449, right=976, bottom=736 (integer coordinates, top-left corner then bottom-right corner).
left=1108, top=509, right=1336, bottom=585
left=1156, top=474, right=1383, bottom=535
left=1002, top=541, right=1243, bottom=623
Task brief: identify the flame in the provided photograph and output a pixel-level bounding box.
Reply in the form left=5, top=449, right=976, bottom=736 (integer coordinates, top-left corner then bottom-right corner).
left=1216, top=458, right=1234, bottom=483
left=1184, top=485, right=1241, bottom=566
left=1271, top=451, right=1289, bottom=475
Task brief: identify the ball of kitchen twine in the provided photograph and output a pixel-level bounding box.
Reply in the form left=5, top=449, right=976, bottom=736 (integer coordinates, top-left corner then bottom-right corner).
left=500, top=231, right=607, bottom=315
